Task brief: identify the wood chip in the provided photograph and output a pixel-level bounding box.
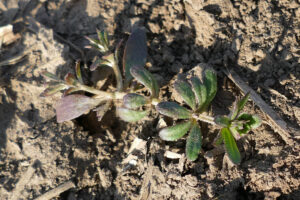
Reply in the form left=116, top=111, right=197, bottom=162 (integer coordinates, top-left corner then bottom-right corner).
left=223, top=68, right=294, bottom=145
left=34, top=181, right=75, bottom=200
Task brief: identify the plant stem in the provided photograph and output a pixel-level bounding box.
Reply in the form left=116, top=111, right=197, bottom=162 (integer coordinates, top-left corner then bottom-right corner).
left=112, top=61, right=123, bottom=91
left=79, top=84, right=112, bottom=96
left=192, top=113, right=216, bottom=125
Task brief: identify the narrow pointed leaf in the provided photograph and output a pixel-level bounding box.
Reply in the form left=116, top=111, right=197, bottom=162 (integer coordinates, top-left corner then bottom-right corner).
left=75, top=61, right=84, bottom=84
left=231, top=92, right=250, bottom=119
left=123, top=28, right=147, bottom=85
left=40, top=83, right=67, bottom=97
left=156, top=102, right=192, bottom=119
left=41, top=70, right=61, bottom=82
left=56, top=95, right=102, bottom=123
left=97, top=30, right=109, bottom=51
left=221, top=127, right=241, bottom=164
left=174, top=80, right=196, bottom=111
left=123, top=93, right=147, bottom=109
left=203, top=69, right=217, bottom=107
left=191, top=77, right=207, bottom=110
left=116, top=108, right=148, bottom=122
left=215, top=116, right=231, bottom=127
left=186, top=123, right=202, bottom=161
left=64, top=73, right=78, bottom=86
left=159, top=121, right=192, bottom=141
left=130, top=66, right=159, bottom=97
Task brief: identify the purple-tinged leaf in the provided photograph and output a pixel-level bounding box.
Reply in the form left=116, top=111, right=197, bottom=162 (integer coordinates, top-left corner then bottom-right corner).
left=174, top=80, right=196, bottom=111
left=64, top=73, right=78, bottom=86
left=156, top=102, right=192, bottom=119
left=56, top=95, right=102, bottom=123
left=123, top=27, right=147, bottom=86
left=116, top=107, right=148, bottom=122
left=159, top=121, right=192, bottom=141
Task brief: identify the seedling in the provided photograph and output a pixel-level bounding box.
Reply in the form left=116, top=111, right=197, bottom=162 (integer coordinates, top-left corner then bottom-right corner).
left=214, top=92, right=261, bottom=164
left=156, top=69, right=217, bottom=161
left=40, top=27, right=261, bottom=164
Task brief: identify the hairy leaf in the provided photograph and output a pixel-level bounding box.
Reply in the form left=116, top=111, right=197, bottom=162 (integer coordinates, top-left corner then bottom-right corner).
left=159, top=121, right=192, bottom=141
left=123, top=93, right=147, bottom=109
left=221, top=127, right=241, bottom=164
left=215, top=116, right=231, bottom=127
left=174, top=80, right=196, bottom=111
left=186, top=123, right=202, bottom=161
left=231, top=92, right=250, bottom=119
left=117, top=108, right=148, bottom=122
left=191, top=77, right=207, bottom=110
left=203, top=69, right=217, bottom=107
left=56, top=95, right=101, bottom=123
left=123, top=28, right=147, bottom=85
left=156, top=102, right=192, bottom=119
left=130, top=66, right=159, bottom=97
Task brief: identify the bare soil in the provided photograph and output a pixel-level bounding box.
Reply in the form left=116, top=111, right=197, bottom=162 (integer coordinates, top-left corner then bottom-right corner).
left=0, top=0, right=299, bottom=199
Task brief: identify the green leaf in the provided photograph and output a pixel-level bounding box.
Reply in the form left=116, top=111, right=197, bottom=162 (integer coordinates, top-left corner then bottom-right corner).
left=40, top=83, right=67, bottom=97
left=215, top=116, right=231, bottom=127
left=237, top=113, right=262, bottom=130
left=116, top=108, right=148, bottom=122
left=214, top=133, right=223, bottom=146
left=123, top=93, right=147, bottom=109
left=191, top=77, right=207, bottom=110
left=75, top=61, right=84, bottom=84
left=156, top=102, right=192, bottom=119
left=174, top=80, right=196, bottom=111
left=203, top=69, right=217, bottom=107
left=41, top=70, right=61, bottom=82
left=123, top=28, right=147, bottom=85
left=130, top=66, right=159, bottom=98
left=56, top=95, right=102, bottom=123
left=186, top=123, right=202, bottom=161
left=159, top=121, right=192, bottom=141
left=97, top=30, right=109, bottom=50
left=231, top=92, right=250, bottom=120
left=221, top=127, right=241, bottom=164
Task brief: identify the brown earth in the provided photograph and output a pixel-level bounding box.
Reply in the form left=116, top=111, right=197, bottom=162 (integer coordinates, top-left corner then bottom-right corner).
left=0, top=0, right=299, bottom=199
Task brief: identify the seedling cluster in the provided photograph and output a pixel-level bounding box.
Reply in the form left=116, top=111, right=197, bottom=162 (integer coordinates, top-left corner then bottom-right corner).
left=41, top=27, right=261, bottom=164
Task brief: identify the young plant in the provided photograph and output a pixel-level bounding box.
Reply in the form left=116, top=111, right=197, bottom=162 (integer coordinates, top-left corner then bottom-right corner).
left=156, top=69, right=217, bottom=161
left=214, top=92, right=261, bottom=164
left=41, top=27, right=153, bottom=123
left=40, top=27, right=262, bottom=164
